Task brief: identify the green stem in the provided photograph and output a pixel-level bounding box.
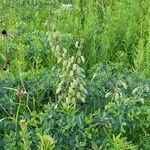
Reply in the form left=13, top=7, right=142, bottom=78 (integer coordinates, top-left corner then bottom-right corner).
left=15, top=98, right=22, bottom=136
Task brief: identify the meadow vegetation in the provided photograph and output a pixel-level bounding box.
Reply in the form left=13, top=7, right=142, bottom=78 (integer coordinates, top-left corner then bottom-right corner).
left=0, top=0, right=150, bottom=149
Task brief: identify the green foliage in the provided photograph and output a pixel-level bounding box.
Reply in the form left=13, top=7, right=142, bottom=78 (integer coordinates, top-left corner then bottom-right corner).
left=37, top=134, right=55, bottom=150
left=0, top=0, right=150, bottom=149
left=19, top=120, right=31, bottom=150
left=4, top=132, right=17, bottom=150
left=107, top=134, right=137, bottom=150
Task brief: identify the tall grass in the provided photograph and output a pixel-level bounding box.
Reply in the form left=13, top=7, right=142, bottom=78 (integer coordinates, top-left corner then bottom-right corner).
left=1, top=0, right=149, bottom=77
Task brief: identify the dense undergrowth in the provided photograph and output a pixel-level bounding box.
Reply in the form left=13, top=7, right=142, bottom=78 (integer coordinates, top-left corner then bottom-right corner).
left=0, top=0, right=150, bottom=149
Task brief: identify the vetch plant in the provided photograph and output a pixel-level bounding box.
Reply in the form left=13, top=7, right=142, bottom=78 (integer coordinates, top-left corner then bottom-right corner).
left=50, top=33, right=87, bottom=108
left=19, top=120, right=31, bottom=150
left=37, top=134, right=55, bottom=150
left=107, top=134, right=137, bottom=150
left=105, top=80, right=127, bottom=101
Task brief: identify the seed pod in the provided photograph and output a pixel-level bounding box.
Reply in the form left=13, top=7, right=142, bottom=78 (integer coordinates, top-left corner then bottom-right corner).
left=63, top=60, right=68, bottom=67
left=59, top=80, right=65, bottom=86
left=56, top=87, right=61, bottom=94
left=62, top=53, right=66, bottom=58
left=132, top=87, right=140, bottom=95
left=57, top=58, right=63, bottom=64
left=75, top=41, right=79, bottom=48
left=91, top=73, right=97, bottom=81
left=69, top=87, right=73, bottom=94
left=58, top=95, right=62, bottom=101
left=73, top=64, right=77, bottom=71
left=139, top=98, right=144, bottom=104
left=76, top=67, right=81, bottom=75
left=70, top=82, right=75, bottom=88
left=80, top=84, right=85, bottom=91
left=80, top=97, right=85, bottom=103
left=67, top=61, right=72, bottom=68
left=145, top=85, right=149, bottom=92
left=105, top=92, right=112, bottom=98
left=121, top=82, right=127, bottom=90
left=71, top=91, right=76, bottom=96
left=105, top=104, right=112, bottom=110
left=70, top=70, right=74, bottom=77
left=114, top=92, right=120, bottom=100
left=77, top=57, right=81, bottom=64
left=73, top=79, right=78, bottom=86
left=82, top=94, right=86, bottom=98
left=70, top=56, right=75, bottom=63
left=80, top=68, right=85, bottom=73
left=83, top=88, right=88, bottom=95
left=63, top=48, right=67, bottom=54
left=77, top=50, right=81, bottom=56
left=56, top=45, right=60, bottom=51
left=81, top=56, right=85, bottom=63
left=80, top=73, right=85, bottom=78
left=77, top=92, right=81, bottom=99
left=57, top=51, right=62, bottom=57
left=119, top=92, right=123, bottom=98
left=51, top=46, right=55, bottom=53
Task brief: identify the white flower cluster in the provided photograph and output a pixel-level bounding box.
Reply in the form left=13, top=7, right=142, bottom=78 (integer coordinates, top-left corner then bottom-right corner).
left=61, top=4, right=72, bottom=11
